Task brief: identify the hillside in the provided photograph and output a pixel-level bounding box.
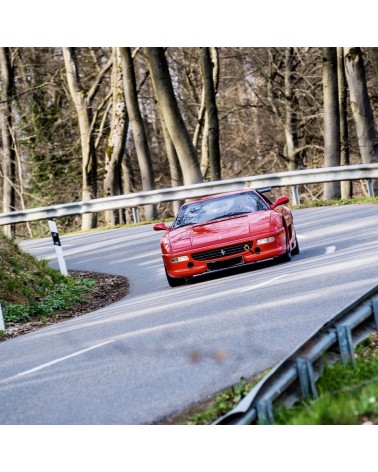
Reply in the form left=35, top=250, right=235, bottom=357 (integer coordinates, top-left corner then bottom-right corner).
left=0, top=232, right=128, bottom=339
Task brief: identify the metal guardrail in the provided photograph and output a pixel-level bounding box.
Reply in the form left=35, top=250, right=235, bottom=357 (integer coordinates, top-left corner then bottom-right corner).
left=214, top=285, right=378, bottom=425
left=0, top=164, right=377, bottom=226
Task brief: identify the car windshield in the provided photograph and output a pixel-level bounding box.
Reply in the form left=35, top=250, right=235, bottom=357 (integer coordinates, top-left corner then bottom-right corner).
left=172, top=192, right=267, bottom=229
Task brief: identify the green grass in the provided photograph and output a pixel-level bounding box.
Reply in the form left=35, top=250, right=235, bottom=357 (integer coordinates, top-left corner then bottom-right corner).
left=1, top=277, right=95, bottom=323
left=184, top=376, right=254, bottom=425
left=294, top=195, right=378, bottom=209
left=0, top=231, right=95, bottom=325
left=274, top=334, right=378, bottom=425
left=160, top=371, right=269, bottom=425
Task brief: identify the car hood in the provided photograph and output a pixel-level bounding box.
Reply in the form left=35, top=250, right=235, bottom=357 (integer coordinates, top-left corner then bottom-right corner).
left=169, top=212, right=272, bottom=251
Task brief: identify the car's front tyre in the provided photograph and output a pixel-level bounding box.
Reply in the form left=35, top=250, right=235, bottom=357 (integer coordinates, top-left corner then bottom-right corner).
left=165, top=269, right=186, bottom=287
left=275, top=236, right=292, bottom=263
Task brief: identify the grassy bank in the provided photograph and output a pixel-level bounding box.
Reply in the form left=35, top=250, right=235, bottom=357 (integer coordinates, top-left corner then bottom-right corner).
left=274, top=333, right=378, bottom=425
left=0, top=231, right=95, bottom=330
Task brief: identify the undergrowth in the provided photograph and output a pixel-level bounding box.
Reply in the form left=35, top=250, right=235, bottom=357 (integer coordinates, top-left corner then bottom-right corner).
left=274, top=333, right=378, bottom=425
left=1, top=277, right=95, bottom=323
left=0, top=231, right=95, bottom=325
left=160, top=371, right=268, bottom=425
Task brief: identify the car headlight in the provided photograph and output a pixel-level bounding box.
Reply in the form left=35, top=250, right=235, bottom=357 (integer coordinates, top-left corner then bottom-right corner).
left=170, top=256, right=189, bottom=263
left=256, top=236, right=275, bottom=245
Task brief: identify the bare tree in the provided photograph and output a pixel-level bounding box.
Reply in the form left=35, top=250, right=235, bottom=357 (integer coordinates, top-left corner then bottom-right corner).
left=119, top=47, right=157, bottom=220
left=337, top=48, right=352, bottom=198
left=160, top=116, right=183, bottom=214
left=344, top=48, right=378, bottom=164
left=103, top=48, right=128, bottom=226
left=62, top=47, right=112, bottom=230
left=323, top=47, right=341, bottom=200
left=0, top=47, right=16, bottom=237
left=144, top=48, right=202, bottom=185
left=199, top=47, right=221, bottom=180
left=284, top=48, right=300, bottom=171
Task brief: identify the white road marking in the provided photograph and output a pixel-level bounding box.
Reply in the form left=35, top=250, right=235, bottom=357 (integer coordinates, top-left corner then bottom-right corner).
left=237, top=274, right=286, bottom=293
left=297, top=234, right=307, bottom=239
left=1, top=340, right=114, bottom=384
left=325, top=246, right=336, bottom=255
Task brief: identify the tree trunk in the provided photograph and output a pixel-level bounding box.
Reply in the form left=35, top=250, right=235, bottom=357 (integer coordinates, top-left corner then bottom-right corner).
left=160, top=117, right=183, bottom=214
left=323, top=47, right=341, bottom=200
left=119, top=47, right=157, bottom=221
left=144, top=47, right=202, bottom=185
left=284, top=48, right=300, bottom=171
left=0, top=47, right=16, bottom=237
left=337, top=48, right=352, bottom=198
left=199, top=47, right=221, bottom=181
left=193, top=87, right=205, bottom=151
left=62, top=47, right=99, bottom=230
left=369, top=48, right=378, bottom=85
left=344, top=48, right=378, bottom=165
left=104, top=48, right=128, bottom=226
left=201, top=112, right=210, bottom=178
left=121, top=151, right=135, bottom=224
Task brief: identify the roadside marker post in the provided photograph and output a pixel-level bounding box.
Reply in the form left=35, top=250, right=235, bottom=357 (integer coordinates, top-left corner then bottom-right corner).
left=48, top=220, right=68, bottom=276
left=0, top=303, right=5, bottom=331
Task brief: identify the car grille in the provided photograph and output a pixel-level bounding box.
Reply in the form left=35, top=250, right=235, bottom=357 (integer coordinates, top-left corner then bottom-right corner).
left=192, top=241, right=253, bottom=261
left=207, top=256, right=243, bottom=271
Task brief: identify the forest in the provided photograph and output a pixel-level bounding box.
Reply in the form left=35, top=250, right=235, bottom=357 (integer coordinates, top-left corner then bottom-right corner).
left=1, top=47, right=378, bottom=238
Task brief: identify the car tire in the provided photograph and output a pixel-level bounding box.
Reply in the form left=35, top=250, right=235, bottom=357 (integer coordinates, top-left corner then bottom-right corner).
left=291, top=235, right=300, bottom=256
left=165, top=269, right=186, bottom=287
left=275, top=236, right=292, bottom=263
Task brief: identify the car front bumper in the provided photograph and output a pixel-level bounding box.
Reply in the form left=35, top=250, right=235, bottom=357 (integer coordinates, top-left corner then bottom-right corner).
left=163, top=228, right=287, bottom=279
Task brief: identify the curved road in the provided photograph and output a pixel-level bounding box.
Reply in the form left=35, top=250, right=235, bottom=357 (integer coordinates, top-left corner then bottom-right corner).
left=1, top=204, right=378, bottom=424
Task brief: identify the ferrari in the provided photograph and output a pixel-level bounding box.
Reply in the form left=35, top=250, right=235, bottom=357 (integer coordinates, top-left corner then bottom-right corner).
left=153, top=187, right=299, bottom=287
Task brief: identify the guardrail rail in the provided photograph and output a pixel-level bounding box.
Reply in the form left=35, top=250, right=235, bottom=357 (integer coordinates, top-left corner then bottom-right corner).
left=0, top=164, right=377, bottom=226
left=213, top=285, right=378, bottom=425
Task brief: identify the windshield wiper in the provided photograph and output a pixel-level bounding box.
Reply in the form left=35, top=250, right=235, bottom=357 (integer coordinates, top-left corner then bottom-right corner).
left=208, top=211, right=250, bottom=221
left=224, top=211, right=250, bottom=217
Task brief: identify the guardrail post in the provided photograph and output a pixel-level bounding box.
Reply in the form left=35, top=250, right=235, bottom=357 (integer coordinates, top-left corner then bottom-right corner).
left=336, top=326, right=355, bottom=366
left=372, top=298, right=378, bottom=330
left=367, top=179, right=375, bottom=198
left=132, top=207, right=139, bottom=223
left=291, top=186, right=300, bottom=205
left=0, top=303, right=5, bottom=331
left=256, top=399, right=274, bottom=425
left=296, top=358, right=318, bottom=401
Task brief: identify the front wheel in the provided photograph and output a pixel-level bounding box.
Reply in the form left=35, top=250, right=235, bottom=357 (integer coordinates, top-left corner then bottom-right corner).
left=165, top=269, right=186, bottom=287
left=275, top=237, right=292, bottom=263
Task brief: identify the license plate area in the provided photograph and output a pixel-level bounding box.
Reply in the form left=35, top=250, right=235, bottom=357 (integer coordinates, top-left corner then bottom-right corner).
left=207, top=256, right=243, bottom=272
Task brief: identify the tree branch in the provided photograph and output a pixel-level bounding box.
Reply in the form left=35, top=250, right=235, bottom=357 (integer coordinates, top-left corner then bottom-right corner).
left=87, top=57, right=113, bottom=104
left=0, top=72, right=58, bottom=104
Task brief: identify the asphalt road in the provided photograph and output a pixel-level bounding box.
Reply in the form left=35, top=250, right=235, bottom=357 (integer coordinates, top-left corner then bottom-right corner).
left=1, top=204, right=378, bottom=424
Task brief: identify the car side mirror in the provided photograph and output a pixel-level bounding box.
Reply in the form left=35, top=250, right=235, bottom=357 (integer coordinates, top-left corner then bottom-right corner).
left=153, top=222, right=171, bottom=231
left=270, top=196, right=289, bottom=209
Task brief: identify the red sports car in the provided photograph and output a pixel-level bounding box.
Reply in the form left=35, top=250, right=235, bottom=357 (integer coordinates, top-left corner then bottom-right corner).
left=153, top=188, right=299, bottom=287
